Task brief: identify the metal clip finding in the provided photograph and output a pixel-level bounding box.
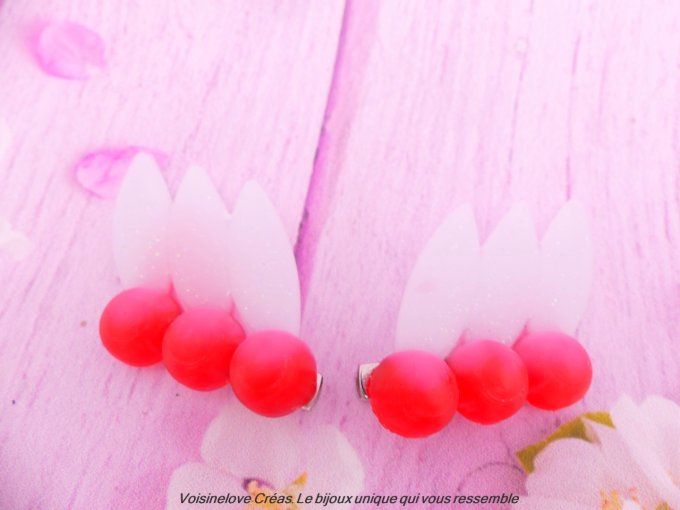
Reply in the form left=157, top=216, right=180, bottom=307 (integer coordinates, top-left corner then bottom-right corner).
left=357, top=363, right=379, bottom=400
left=301, top=373, right=324, bottom=411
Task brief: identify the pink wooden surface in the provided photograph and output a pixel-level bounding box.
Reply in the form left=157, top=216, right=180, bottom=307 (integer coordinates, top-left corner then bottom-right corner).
left=0, top=1, right=344, bottom=508
left=1, top=1, right=679, bottom=509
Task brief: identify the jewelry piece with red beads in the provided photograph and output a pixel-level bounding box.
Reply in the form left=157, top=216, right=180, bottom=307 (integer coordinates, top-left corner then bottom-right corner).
left=358, top=202, right=593, bottom=437
left=99, top=154, right=321, bottom=417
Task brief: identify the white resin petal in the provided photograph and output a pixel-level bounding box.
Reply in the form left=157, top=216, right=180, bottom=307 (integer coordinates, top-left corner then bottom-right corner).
left=0, top=119, right=10, bottom=163
left=530, top=202, right=593, bottom=335
left=226, top=181, right=300, bottom=335
left=113, top=153, right=171, bottom=290
left=170, top=166, right=231, bottom=310
left=466, top=204, right=540, bottom=344
left=395, top=206, right=479, bottom=356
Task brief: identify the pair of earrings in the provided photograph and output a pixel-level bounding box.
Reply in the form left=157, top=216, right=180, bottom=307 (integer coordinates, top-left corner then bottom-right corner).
left=100, top=154, right=593, bottom=438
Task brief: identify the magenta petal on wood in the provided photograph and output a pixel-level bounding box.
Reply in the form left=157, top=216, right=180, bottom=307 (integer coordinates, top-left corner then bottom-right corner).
left=74, top=147, right=168, bottom=199
left=34, top=21, right=106, bottom=80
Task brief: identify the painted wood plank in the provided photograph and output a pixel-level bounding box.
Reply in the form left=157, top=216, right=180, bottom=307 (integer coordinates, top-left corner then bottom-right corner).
left=0, top=1, right=344, bottom=508
left=298, top=0, right=680, bottom=502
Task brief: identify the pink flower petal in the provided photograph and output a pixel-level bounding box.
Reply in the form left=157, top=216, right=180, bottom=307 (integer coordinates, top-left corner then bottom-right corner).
left=34, top=21, right=105, bottom=80
left=73, top=147, right=167, bottom=199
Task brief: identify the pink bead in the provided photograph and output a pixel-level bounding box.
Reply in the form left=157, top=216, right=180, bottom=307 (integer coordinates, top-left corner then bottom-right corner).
left=513, top=331, right=592, bottom=410
left=229, top=331, right=317, bottom=417
left=99, top=287, right=180, bottom=366
left=367, top=350, right=458, bottom=438
left=446, top=340, right=528, bottom=424
left=162, top=309, right=245, bottom=391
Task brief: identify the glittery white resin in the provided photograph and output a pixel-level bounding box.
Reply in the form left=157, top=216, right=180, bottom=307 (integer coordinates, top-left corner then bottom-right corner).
left=169, top=166, right=232, bottom=310
left=529, top=201, right=593, bottom=335
left=113, top=153, right=172, bottom=291
left=466, top=204, right=541, bottom=344
left=225, top=181, right=301, bottom=335
left=395, top=206, right=480, bottom=357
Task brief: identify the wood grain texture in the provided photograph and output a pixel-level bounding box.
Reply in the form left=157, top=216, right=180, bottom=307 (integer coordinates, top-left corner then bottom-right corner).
left=298, top=0, right=680, bottom=504
left=1, top=0, right=679, bottom=509
left=0, top=1, right=344, bottom=508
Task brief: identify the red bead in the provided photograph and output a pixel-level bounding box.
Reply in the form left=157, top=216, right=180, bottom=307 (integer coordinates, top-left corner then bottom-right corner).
left=513, top=331, right=592, bottom=410
left=99, top=287, right=180, bottom=367
left=446, top=340, right=528, bottom=424
left=366, top=350, right=458, bottom=438
left=162, top=308, right=245, bottom=391
left=229, top=330, right=317, bottom=417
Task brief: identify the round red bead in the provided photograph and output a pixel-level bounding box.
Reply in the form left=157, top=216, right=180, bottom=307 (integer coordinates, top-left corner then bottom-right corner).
left=162, top=308, right=245, bottom=391
left=513, top=331, right=592, bottom=410
left=229, top=330, right=317, bottom=417
left=446, top=340, right=528, bottom=424
left=99, top=287, right=180, bottom=367
left=366, top=350, right=458, bottom=438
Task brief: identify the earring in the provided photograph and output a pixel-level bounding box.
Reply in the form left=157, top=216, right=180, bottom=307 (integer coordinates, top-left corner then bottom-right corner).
left=99, top=154, right=322, bottom=417
left=358, top=203, right=593, bottom=438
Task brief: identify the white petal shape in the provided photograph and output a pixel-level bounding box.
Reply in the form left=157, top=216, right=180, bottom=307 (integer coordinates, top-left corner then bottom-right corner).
left=466, top=204, right=540, bottom=343
left=113, top=153, right=171, bottom=290
left=395, top=206, right=479, bottom=356
left=0, top=118, right=10, bottom=163
left=201, top=400, right=304, bottom=489
left=635, top=396, right=680, bottom=476
left=302, top=425, right=364, bottom=497
left=226, top=181, right=300, bottom=335
left=170, top=166, right=231, bottom=310
left=166, top=463, right=242, bottom=510
left=527, top=439, right=607, bottom=507
left=611, top=395, right=680, bottom=510
left=530, top=202, right=593, bottom=335
left=586, top=421, right=657, bottom=507
left=200, top=399, right=363, bottom=495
